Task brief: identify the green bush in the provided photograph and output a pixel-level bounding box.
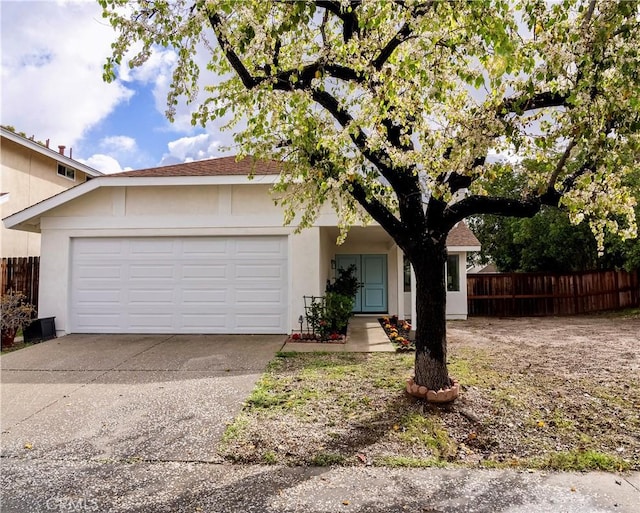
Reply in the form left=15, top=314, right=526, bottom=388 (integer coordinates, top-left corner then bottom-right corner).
left=325, top=292, right=354, bottom=334
left=326, top=264, right=361, bottom=298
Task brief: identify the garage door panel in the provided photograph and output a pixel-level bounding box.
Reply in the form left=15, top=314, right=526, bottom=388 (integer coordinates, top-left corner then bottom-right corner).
left=235, top=264, right=283, bottom=279
left=182, top=264, right=228, bottom=278
left=71, top=237, right=287, bottom=334
left=182, top=238, right=230, bottom=256
left=235, top=238, right=285, bottom=256
left=130, top=239, right=174, bottom=256
left=236, top=314, right=285, bottom=329
left=74, top=313, right=122, bottom=329
left=74, top=239, right=123, bottom=256
left=129, top=264, right=175, bottom=279
left=128, top=290, right=175, bottom=304
left=128, top=313, right=175, bottom=329
left=76, top=265, right=122, bottom=279
left=182, top=289, right=228, bottom=303
left=180, top=313, right=228, bottom=330
left=74, top=289, right=121, bottom=304
left=236, top=289, right=282, bottom=303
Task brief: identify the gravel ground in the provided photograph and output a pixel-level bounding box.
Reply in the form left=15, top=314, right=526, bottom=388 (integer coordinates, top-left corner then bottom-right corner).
left=220, top=314, right=640, bottom=470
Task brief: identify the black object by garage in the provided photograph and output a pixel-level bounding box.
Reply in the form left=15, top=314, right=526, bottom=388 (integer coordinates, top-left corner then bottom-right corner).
left=23, top=317, right=56, bottom=344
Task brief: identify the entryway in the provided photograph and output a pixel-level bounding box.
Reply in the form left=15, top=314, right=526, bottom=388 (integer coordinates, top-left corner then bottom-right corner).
left=335, top=254, right=387, bottom=313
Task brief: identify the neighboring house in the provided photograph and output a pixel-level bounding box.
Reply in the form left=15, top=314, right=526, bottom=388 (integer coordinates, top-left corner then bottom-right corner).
left=3, top=157, right=480, bottom=336
left=0, top=127, right=103, bottom=257
left=467, top=263, right=498, bottom=274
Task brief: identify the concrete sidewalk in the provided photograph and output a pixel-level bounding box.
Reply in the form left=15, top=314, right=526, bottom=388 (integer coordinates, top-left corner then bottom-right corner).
left=1, top=460, right=638, bottom=512
left=283, top=315, right=395, bottom=352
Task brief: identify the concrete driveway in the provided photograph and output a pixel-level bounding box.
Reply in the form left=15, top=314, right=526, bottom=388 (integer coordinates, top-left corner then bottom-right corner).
left=1, top=334, right=284, bottom=463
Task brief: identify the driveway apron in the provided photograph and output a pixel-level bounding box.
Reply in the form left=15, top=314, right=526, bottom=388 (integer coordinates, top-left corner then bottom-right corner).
left=0, top=334, right=283, bottom=463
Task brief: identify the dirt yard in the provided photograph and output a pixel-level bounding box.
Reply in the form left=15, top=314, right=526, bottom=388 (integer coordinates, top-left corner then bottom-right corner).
left=449, top=314, right=640, bottom=379
left=219, top=313, right=640, bottom=470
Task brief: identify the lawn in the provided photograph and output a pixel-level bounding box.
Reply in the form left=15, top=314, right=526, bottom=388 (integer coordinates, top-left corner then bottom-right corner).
left=218, top=314, right=640, bottom=471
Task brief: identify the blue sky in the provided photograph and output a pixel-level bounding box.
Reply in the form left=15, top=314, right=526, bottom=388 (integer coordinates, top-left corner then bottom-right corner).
left=1, top=0, right=235, bottom=173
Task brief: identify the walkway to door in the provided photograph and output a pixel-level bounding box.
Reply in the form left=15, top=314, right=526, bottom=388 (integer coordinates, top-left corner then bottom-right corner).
left=283, top=316, right=394, bottom=352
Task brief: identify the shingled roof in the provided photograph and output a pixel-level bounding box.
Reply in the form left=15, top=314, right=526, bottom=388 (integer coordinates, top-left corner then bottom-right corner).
left=446, top=222, right=480, bottom=248
left=111, top=156, right=281, bottom=177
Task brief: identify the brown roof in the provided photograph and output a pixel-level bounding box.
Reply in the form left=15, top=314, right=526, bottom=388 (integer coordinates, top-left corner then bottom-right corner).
left=446, top=222, right=480, bottom=247
left=111, top=156, right=282, bottom=177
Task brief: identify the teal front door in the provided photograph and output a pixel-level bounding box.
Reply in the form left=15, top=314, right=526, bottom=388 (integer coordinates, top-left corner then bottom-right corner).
left=335, top=254, right=387, bottom=313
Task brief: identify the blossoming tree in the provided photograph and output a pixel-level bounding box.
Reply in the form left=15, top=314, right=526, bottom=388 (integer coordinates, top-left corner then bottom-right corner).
left=100, top=0, right=639, bottom=392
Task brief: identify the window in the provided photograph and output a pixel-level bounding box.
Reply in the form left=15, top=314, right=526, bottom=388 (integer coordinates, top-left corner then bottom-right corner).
left=57, top=164, right=76, bottom=181
left=403, top=256, right=411, bottom=292
left=447, top=254, right=460, bottom=292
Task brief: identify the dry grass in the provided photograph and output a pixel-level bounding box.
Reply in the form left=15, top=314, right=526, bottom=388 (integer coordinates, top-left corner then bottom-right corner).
left=218, top=314, right=640, bottom=471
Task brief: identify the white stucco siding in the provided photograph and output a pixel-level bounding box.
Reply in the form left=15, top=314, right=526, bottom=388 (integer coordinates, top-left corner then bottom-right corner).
left=35, top=183, right=324, bottom=335
left=126, top=186, right=220, bottom=215
left=289, top=227, right=322, bottom=330
left=446, top=251, right=469, bottom=320
left=22, top=180, right=474, bottom=334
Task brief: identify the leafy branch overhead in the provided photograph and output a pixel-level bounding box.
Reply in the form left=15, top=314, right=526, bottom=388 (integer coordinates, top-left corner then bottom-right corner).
left=101, top=0, right=639, bottom=392
left=101, top=0, right=639, bottom=251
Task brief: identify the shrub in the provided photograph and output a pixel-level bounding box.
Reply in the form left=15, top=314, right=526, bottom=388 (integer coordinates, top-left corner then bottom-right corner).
left=1, top=290, right=36, bottom=347
left=326, top=264, right=361, bottom=298
left=325, top=291, right=353, bottom=334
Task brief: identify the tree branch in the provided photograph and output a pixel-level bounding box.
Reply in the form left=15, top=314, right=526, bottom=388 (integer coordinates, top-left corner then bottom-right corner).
left=442, top=193, right=561, bottom=228
left=498, top=91, right=568, bottom=115
left=208, top=12, right=258, bottom=89
left=316, top=0, right=361, bottom=42
left=309, top=87, right=425, bottom=218
left=546, top=139, right=576, bottom=191
left=582, top=0, right=597, bottom=29
left=347, top=179, right=407, bottom=242
left=371, top=1, right=434, bottom=70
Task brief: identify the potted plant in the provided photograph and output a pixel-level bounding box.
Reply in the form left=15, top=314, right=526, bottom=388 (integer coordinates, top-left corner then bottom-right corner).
left=1, top=290, right=36, bottom=349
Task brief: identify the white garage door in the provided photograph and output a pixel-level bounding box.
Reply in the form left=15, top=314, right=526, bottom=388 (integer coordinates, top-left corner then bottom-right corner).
left=70, top=236, right=288, bottom=334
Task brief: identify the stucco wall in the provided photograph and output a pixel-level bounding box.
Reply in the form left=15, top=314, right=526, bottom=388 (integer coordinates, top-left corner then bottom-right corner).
left=33, top=181, right=471, bottom=334
left=1, top=138, right=88, bottom=256
left=126, top=186, right=219, bottom=215
left=37, top=183, right=323, bottom=334
left=446, top=252, right=469, bottom=320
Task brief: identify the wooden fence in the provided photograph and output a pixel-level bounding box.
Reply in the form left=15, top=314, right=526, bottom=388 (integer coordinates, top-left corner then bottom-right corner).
left=1, top=257, right=40, bottom=307
left=467, top=269, right=640, bottom=317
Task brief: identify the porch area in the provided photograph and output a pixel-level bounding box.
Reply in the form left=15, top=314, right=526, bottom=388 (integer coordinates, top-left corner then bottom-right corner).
left=282, top=315, right=395, bottom=352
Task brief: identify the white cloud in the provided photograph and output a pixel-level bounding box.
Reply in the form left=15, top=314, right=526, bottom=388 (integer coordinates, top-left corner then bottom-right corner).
left=117, top=37, right=231, bottom=135
left=100, top=135, right=138, bottom=153
left=0, top=1, right=133, bottom=148
left=78, top=154, right=131, bottom=175
left=159, top=133, right=227, bottom=165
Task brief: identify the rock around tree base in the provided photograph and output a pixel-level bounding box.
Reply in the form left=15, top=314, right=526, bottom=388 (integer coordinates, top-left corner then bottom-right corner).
left=405, top=377, right=460, bottom=403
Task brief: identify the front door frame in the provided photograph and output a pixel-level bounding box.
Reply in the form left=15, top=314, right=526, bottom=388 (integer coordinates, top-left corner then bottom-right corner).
left=335, top=254, right=388, bottom=313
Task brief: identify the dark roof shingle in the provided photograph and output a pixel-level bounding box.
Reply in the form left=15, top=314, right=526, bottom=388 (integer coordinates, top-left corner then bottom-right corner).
left=111, top=156, right=281, bottom=177
left=446, top=222, right=480, bottom=247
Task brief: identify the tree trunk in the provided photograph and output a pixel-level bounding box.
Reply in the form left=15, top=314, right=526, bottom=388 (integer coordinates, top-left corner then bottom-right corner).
left=411, top=240, right=451, bottom=391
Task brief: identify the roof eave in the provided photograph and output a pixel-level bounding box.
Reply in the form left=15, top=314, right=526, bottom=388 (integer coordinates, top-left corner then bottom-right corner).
left=448, top=245, right=481, bottom=252
left=1, top=127, right=104, bottom=177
